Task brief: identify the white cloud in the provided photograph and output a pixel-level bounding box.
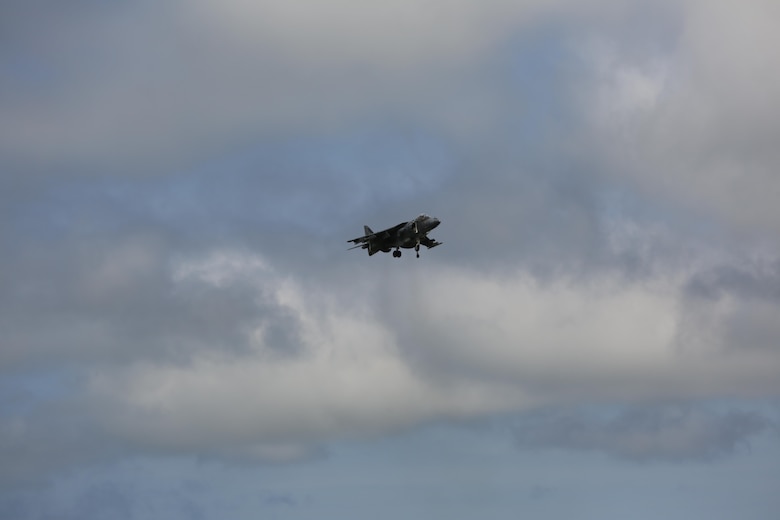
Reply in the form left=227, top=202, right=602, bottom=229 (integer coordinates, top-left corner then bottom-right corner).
left=0, top=0, right=640, bottom=172
left=583, top=39, right=669, bottom=127
left=6, top=0, right=779, bottom=201
left=584, top=0, right=780, bottom=234
left=3, top=0, right=780, bottom=482
left=90, top=251, right=532, bottom=459
left=81, top=249, right=780, bottom=462
left=0, top=0, right=553, bottom=171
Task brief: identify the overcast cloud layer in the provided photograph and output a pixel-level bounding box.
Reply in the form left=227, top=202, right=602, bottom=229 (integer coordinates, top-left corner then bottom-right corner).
left=2, top=1, right=780, bottom=518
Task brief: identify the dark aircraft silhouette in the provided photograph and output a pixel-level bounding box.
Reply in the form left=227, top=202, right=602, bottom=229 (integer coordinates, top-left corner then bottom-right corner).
left=348, top=214, right=442, bottom=258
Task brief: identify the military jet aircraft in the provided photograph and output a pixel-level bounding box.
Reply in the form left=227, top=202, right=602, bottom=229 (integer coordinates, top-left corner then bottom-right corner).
left=348, top=214, right=442, bottom=258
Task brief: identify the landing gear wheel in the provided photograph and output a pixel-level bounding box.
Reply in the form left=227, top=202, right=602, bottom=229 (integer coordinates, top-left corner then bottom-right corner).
left=393, top=250, right=402, bottom=258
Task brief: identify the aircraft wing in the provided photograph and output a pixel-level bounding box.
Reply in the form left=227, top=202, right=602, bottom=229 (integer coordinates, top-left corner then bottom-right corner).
left=347, top=221, right=407, bottom=245
left=419, top=236, right=442, bottom=249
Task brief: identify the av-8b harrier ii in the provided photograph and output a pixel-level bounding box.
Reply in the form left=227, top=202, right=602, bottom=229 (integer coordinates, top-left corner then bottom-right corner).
left=348, top=214, right=442, bottom=258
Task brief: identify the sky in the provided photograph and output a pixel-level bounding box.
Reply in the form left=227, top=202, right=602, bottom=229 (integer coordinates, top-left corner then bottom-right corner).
left=2, top=0, right=780, bottom=518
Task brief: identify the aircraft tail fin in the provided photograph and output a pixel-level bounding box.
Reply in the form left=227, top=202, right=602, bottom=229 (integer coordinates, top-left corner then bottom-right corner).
left=364, top=225, right=373, bottom=236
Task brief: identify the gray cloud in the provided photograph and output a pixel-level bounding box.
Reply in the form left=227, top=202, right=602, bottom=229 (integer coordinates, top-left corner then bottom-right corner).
left=678, top=261, right=780, bottom=355
left=0, top=233, right=302, bottom=372
left=580, top=1, right=780, bottom=234
left=0, top=0, right=680, bottom=181
left=2, top=0, right=780, bottom=495
left=0, top=399, right=119, bottom=487
left=0, top=0, right=542, bottom=173
left=685, top=262, right=780, bottom=302
left=511, top=405, right=773, bottom=462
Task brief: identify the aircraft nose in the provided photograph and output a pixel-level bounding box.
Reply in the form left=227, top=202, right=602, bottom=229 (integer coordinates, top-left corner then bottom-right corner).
left=431, top=217, right=440, bottom=229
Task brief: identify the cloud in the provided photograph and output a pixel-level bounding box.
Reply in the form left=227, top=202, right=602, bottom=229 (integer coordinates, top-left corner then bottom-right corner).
left=7, top=0, right=778, bottom=237
left=0, top=0, right=554, bottom=172
left=3, top=0, right=780, bottom=492
left=680, top=261, right=780, bottom=354
left=581, top=0, right=780, bottom=233
left=7, top=246, right=780, bottom=478
left=0, top=235, right=289, bottom=371
left=0, top=397, right=118, bottom=487
left=685, top=261, right=780, bottom=302
left=0, top=0, right=660, bottom=175
left=511, top=404, right=773, bottom=462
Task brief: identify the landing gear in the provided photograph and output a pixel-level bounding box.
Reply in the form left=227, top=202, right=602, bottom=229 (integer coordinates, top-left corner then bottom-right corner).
left=415, top=244, right=420, bottom=258
left=393, top=249, right=402, bottom=258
